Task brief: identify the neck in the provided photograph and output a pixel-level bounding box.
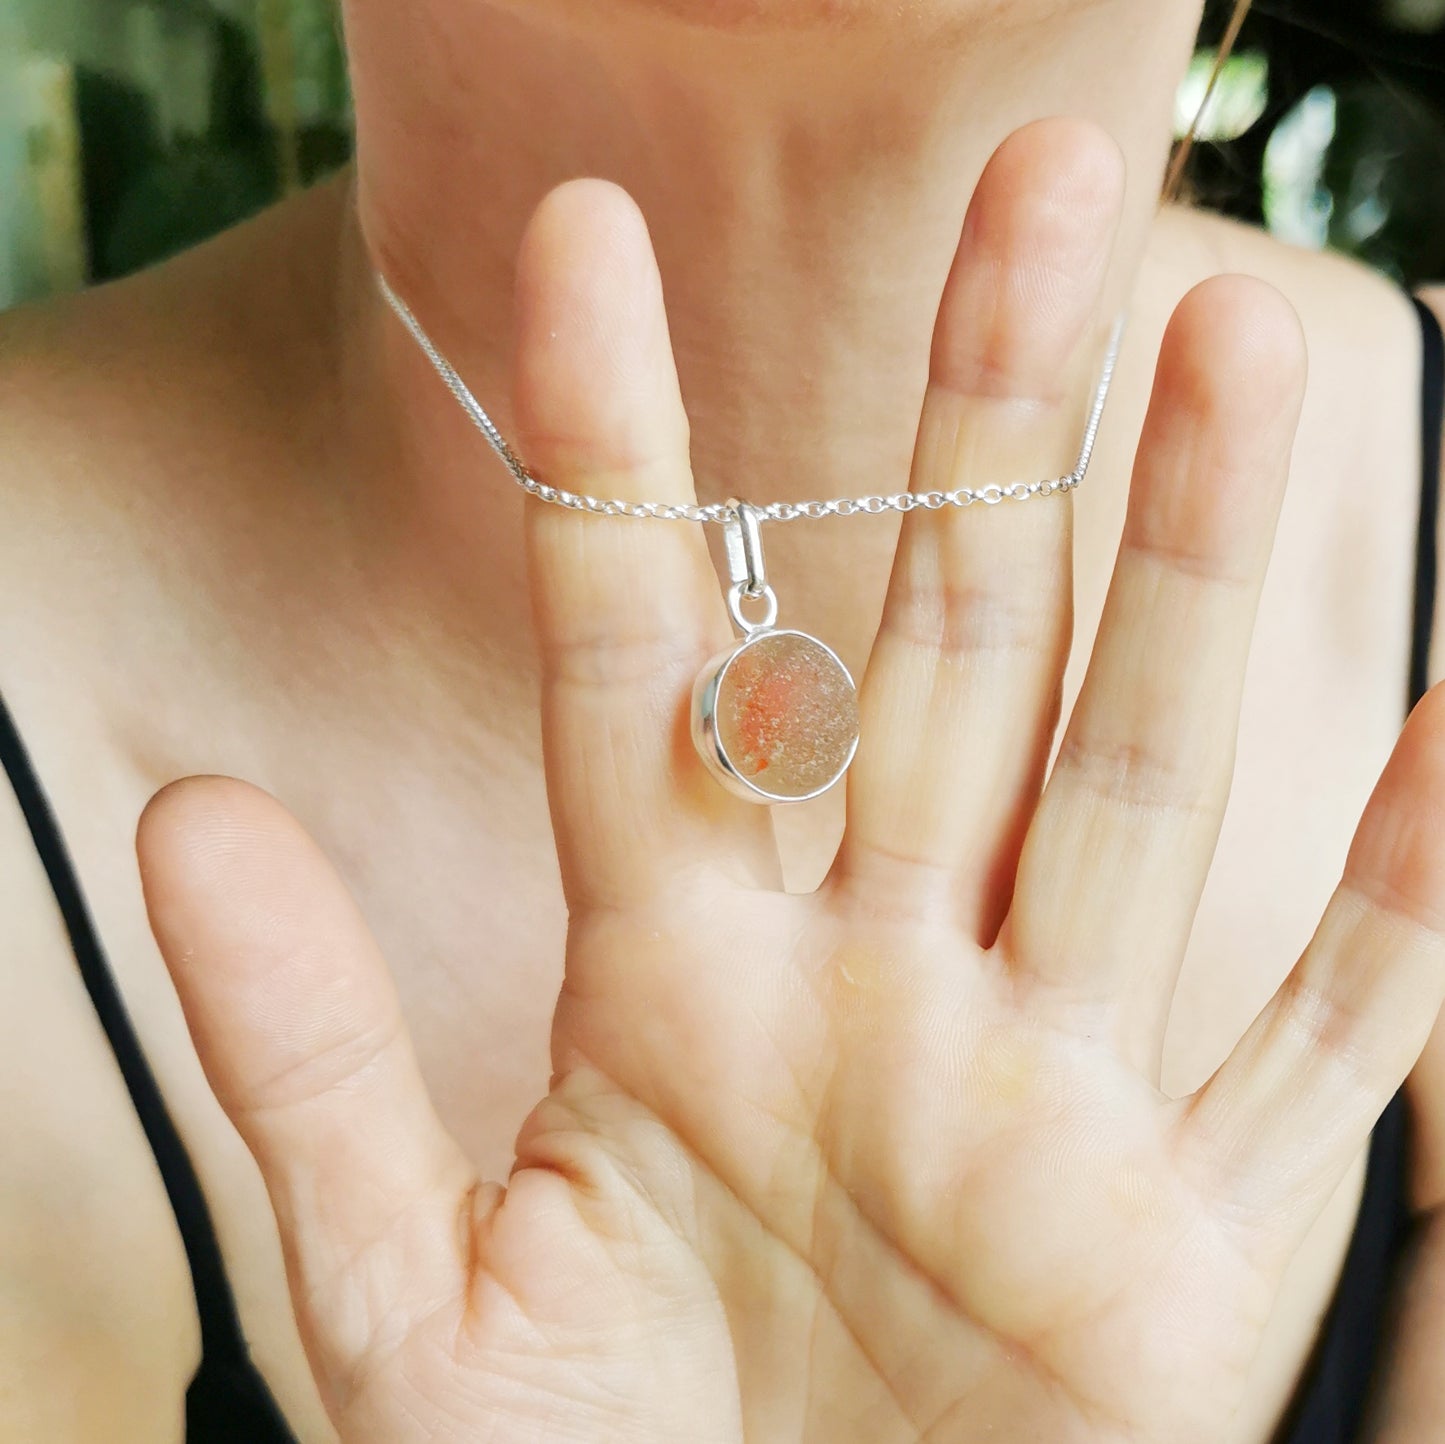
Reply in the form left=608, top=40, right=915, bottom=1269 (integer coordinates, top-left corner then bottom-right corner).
left=332, top=0, right=1201, bottom=656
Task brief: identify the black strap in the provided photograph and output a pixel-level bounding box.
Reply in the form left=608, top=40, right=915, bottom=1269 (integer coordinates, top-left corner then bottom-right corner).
left=0, top=697, right=297, bottom=1438
left=1410, top=295, right=1443, bottom=711
left=0, top=696, right=250, bottom=1369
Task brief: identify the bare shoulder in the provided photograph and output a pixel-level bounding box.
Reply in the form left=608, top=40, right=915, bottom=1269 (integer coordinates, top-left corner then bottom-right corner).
left=0, top=176, right=354, bottom=1441
left=0, top=174, right=353, bottom=656
left=0, top=171, right=355, bottom=787
left=1152, top=202, right=1419, bottom=346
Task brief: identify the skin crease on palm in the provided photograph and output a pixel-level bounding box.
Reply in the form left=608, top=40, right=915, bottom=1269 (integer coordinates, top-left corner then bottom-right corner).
left=5, top=0, right=1445, bottom=1439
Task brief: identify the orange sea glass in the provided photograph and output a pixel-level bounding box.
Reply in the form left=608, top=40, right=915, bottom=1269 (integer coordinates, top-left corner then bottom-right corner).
left=714, top=631, right=859, bottom=800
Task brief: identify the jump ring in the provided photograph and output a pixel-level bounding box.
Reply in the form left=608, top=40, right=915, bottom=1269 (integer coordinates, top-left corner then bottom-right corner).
left=728, top=582, right=779, bottom=635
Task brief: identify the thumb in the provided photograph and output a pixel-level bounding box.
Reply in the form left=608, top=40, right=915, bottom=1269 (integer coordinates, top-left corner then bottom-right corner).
left=137, top=777, right=480, bottom=1409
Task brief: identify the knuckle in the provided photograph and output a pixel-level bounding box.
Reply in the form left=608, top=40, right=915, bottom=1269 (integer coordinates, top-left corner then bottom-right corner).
left=881, top=575, right=1065, bottom=663
left=1053, top=732, right=1220, bottom=821
left=231, top=1011, right=404, bottom=1120
left=543, top=627, right=709, bottom=691
left=1117, top=531, right=1260, bottom=590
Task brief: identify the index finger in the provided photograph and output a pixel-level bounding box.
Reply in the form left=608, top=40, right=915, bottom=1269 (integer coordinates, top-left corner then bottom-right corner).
left=514, top=181, right=777, bottom=911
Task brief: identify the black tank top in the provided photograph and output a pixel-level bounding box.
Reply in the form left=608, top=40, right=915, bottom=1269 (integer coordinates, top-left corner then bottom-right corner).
left=0, top=297, right=1442, bottom=1443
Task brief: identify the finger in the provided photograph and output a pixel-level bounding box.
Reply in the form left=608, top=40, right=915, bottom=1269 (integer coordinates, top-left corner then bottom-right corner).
left=137, top=777, right=477, bottom=1405
left=515, top=179, right=775, bottom=911
left=1004, top=276, right=1306, bottom=1073
left=1182, top=684, right=1445, bottom=1239
left=834, top=118, right=1124, bottom=937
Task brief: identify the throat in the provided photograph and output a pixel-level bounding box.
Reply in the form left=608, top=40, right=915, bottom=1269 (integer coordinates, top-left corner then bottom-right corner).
left=345, top=0, right=1196, bottom=505
left=330, top=0, right=1201, bottom=708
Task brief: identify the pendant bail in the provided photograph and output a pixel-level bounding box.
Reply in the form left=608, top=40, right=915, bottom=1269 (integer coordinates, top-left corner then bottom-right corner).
left=724, top=499, right=778, bottom=635
left=724, top=499, right=768, bottom=594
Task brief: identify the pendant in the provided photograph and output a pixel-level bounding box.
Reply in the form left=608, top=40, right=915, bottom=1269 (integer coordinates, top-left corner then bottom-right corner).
left=692, top=501, right=861, bottom=804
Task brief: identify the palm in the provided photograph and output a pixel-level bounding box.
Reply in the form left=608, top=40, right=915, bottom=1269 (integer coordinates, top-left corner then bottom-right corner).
left=140, top=121, right=1445, bottom=1444
left=473, top=895, right=1254, bottom=1444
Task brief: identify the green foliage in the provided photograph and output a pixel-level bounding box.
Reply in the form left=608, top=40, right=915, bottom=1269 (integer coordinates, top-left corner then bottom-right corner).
left=5, top=0, right=351, bottom=283
left=1194, top=0, right=1445, bottom=284
left=102, top=138, right=276, bottom=277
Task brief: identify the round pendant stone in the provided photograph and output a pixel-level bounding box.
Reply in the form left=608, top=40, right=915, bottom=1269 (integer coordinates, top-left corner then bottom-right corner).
left=693, top=629, right=860, bottom=803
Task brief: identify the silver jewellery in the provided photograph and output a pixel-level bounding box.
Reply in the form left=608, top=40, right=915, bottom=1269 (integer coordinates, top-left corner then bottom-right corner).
left=377, top=272, right=1124, bottom=805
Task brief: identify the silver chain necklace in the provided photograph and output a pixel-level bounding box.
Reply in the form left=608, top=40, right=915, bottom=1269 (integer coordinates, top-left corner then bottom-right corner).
left=377, top=271, right=1125, bottom=805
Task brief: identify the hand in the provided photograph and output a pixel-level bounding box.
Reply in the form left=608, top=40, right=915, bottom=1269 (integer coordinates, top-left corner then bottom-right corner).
left=138, top=119, right=1445, bottom=1443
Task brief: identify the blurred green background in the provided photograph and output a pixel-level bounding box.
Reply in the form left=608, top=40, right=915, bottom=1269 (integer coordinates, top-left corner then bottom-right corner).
left=0, top=0, right=1442, bottom=311
left=0, top=0, right=349, bottom=305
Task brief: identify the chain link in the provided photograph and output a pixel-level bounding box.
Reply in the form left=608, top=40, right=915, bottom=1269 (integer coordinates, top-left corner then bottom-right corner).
left=377, top=272, right=1123, bottom=525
